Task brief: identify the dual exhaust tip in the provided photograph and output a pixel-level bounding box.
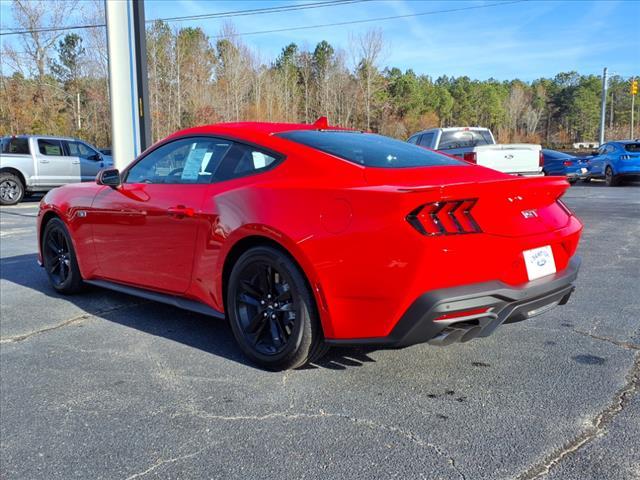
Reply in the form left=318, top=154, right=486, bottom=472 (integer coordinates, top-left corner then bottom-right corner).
left=427, top=320, right=489, bottom=346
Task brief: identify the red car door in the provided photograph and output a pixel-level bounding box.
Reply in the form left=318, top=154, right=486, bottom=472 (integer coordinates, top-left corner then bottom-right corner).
left=90, top=136, right=233, bottom=293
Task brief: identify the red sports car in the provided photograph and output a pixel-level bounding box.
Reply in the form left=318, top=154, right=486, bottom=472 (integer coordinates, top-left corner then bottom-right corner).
left=37, top=119, right=583, bottom=370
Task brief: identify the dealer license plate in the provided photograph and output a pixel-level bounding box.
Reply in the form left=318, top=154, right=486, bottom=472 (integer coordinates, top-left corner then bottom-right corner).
left=523, top=245, right=556, bottom=281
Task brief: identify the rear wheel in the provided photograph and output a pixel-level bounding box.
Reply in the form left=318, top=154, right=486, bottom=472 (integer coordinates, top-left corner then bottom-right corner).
left=0, top=172, right=24, bottom=205
left=42, top=218, right=84, bottom=294
left=605, top=166, right=620, bottom=186
left=227, top=246, right=327, bottom=370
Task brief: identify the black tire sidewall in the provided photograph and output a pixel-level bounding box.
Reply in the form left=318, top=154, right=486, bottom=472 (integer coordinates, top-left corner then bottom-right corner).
left=42, top=218, right=83, bottom=294
left=0, top=173, right=25, bottom=206
left=226, top=246, right=321, bottom=370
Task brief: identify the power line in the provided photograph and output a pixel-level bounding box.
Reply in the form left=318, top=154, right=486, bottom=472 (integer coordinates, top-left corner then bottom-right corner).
left=155, top=0, right=367, bottom=23
left=210, top=0, right=528, bottom=39
left=0, top=0, right=367, bottom=36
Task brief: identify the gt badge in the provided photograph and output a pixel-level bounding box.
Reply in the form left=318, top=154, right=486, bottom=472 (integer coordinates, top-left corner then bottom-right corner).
left=521, top=209, right=538, bottom=219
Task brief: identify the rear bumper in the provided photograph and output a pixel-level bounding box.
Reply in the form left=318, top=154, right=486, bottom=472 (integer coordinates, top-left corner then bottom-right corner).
left=326, top=255, right=581, bottom=348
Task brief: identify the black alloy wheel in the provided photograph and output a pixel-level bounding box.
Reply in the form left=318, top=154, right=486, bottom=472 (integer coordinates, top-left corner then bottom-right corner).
left=42, top=218, right=84, bottom=294
left=227, top=246, right=327, bottom=370
left=605, top=166, right=620, bottom=187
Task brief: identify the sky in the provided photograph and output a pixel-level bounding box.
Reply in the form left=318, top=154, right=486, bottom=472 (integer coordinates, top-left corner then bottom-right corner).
left=1, top=0, right=639, bottom=81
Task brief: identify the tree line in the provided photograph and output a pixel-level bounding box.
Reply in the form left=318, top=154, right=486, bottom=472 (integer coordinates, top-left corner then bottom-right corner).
left=1, top=0, right=637, bottom=149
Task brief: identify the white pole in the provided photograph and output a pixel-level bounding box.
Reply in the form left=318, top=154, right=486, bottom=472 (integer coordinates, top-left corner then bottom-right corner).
left=598, top=67, right=608, bottom=145
left=76, top=91, right=81, bottom=131
left=105, top=0, right=141, bottom=170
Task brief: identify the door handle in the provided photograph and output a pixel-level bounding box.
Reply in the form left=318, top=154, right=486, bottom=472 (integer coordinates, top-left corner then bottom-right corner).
left=40, top=159, right=50, bottom=163
left=71, top=160, right=80, bottom=164
left=167, top=205, right=195, bottom=218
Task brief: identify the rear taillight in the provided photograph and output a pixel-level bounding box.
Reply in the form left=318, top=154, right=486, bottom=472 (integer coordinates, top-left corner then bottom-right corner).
left=407, top=199, right=482, bottom=236
left=563, top=160, right=573, bottom=166
left=435, top=307, right=492, bottom=321
left=463, top=152, right=477, bottom=164
left=539, top=150, right=545, bottom=167
left=557, top=198, right=573, bottom=216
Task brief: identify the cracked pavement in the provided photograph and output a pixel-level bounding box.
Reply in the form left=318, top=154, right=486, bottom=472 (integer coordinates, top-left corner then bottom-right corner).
left=1, top=181, right=639, bottom=479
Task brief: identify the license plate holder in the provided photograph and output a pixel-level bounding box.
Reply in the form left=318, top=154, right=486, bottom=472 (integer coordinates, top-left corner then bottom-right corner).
left=523, top=245, right=556, bottom=281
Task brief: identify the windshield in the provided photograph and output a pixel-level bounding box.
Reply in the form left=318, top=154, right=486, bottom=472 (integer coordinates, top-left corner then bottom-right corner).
left=438, top=130, right=493, bottom=150
left=277, top=130, right=466, bottom=168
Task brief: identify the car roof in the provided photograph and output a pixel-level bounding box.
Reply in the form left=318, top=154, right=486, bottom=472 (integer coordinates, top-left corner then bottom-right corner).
left=410, top=127, right=489, bottom=136
left=608, top=140, right=640, bottom=145
left=2, top=134, right=79, bottom=141
left=164, top=121, right=354, bottom=149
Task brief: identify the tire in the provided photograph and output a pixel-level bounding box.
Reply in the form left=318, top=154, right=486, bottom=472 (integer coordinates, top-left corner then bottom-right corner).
left=605, top=166, right=620, bottom=187
left=42, top=218, right=84, bottom=294
left=0, top=172, right=25, bottom=205
left=568, top=178, right=577, bottom=185
left=226, top=246, right=327, bottom=370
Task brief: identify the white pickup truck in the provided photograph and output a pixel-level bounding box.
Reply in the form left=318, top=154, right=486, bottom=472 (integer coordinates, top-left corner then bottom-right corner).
left=0, top=135, right=112, bottom=205
left=408, top=127, right=543, bottom=176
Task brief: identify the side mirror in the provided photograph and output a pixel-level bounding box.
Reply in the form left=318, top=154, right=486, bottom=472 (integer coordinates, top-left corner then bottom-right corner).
left=96, top=168, right=121, bottom=188
left=90, top=153, right=102, bottom=161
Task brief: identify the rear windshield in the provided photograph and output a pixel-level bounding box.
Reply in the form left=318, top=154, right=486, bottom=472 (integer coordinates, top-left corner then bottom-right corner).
left=1, top=137, right=29, bottom=155
left=277, top=130, right=465, bottom=168
left=543, top=149, right=574, bottom=159
left=438, top=130, right=493, bottom=150
left=624, top=143, right=640, bottom=152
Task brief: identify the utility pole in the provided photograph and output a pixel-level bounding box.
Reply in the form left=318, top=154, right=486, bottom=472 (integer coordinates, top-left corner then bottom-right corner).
left=76, top=92, right=81, bottom=131
left=632, top=78, right=638, bottom=139
left=598, top=67, right=608, bottom=145
left=609, top=91, right=613, bottom=129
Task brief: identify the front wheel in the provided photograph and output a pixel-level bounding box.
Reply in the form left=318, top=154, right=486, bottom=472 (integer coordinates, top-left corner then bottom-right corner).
left=0, top=172, right=25, bottom=205
left=605, top=166, right=620, bottom=187
left=42, top=218, right=84, bottom=294
left=227, top=246, right=327, bottom=370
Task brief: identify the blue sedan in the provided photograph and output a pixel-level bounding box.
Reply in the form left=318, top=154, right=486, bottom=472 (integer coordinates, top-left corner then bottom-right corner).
left=585, top=141, right=640, bottom=186
left=542, top=149, right=589, bottom=183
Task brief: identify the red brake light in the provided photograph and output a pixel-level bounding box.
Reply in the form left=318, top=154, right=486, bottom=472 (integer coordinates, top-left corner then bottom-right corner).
left=407, top=199, right=482, bottom=236
left=463, top=152, right=477, bottom=164
left=563, top=160, right=573, bottom=166
left=539, top=150, right=545, bottom=167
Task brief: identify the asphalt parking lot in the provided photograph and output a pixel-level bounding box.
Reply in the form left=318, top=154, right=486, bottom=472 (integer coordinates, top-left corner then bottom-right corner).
left=1, top=181, right=639, bottom=480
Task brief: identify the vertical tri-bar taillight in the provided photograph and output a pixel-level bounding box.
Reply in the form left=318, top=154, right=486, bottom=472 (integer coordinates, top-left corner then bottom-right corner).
left=406, top=199, right=482, bottom=236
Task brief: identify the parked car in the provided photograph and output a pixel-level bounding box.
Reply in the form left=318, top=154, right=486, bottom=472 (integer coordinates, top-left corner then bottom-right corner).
left=541, top=149, right=589, bottom=183
left=408, top=127, right=543, bottom=176
left=584, top=140, right=640, bottom=186
left=37, top=120, right=582, bottom=370
left=0, top=135, right=113, bottom=205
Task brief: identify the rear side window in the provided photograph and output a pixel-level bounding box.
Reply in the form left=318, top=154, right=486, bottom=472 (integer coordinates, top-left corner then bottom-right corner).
left=65, top=141, right=97, bottom=159
left=38, top=139, right=64, bottom=156
left=1, top=137, right=29, bottom=154
left=418, top=132, right=435, bottom=147
left=214, top=143, right=279, bottom=181
left=624, top=143, right=640, bottom=152
left=277, top=130, right=464, bottom=168
left=438, top=130, right=493, bottom=150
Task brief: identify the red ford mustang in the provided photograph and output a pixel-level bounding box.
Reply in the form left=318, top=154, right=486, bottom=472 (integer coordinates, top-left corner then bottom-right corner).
left=37, top=119, right=583, bottom=370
